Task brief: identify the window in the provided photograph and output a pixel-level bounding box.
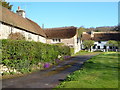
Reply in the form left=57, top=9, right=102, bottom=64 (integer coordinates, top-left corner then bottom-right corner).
left=53, top=39, right=55, bottom=42
left=77, top=38, right=80, bottom=44
left=98, top=41, right=101, bottom=43
left=116, top=47, right=118, bottom=49
left=58, top=39, right=61, bottom=42
left=52, top=38, right=61, bottom=43
left=109, top=46, right=112, bottom=49
left=93, top=44, right=97, bottom=49
left=97, top=46, right=100, bottom=49
left=103, top=46, right=106, bottom=49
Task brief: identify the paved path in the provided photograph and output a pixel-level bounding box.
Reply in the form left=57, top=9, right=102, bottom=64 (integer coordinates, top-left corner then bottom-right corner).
left=2, top=54, right=98, bottom=88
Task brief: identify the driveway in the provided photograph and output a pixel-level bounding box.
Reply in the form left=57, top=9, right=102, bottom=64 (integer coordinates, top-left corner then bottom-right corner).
left=2, top=54, right=99, bottom=88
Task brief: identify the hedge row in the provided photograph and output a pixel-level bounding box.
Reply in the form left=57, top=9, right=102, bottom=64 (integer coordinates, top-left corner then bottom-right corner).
left=1, top=39, right=71, bottom=73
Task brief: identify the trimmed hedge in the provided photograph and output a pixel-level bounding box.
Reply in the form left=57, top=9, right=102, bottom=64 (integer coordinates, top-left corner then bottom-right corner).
left=1, top=39, right=71, bottom=73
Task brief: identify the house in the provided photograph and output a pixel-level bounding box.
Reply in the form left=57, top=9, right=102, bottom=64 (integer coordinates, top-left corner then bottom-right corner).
left=44, top=27, right=81, bottom=53
left=0, top=6, right=81, bottom=53
left=0, top=6, right=46, bottom=43
left=81, top=31, right=120, bottom=51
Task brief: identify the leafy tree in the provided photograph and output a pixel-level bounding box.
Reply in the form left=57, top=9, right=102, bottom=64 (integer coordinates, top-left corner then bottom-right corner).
left=77, top=26, right=86, bottom=38
left=0, top=0, right=13, bottom=10
left=106, top=40, right=118, bottom=47
left=106, top=40, right=118, bottom=51
left=82, top=40, right=95, bottom=52
left=117, top=41, right=120, bottom=50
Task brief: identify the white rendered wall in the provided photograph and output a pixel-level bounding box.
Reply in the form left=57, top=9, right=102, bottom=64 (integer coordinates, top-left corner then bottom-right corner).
left=0, top=23, right=46, bottom=43
left=94, top=41, right=108, bottom=49
left=39, top=35, right=46, bottom=43
left=74, top=34, right=81, bottom=53
left=0, top=24, right=11, bottom=39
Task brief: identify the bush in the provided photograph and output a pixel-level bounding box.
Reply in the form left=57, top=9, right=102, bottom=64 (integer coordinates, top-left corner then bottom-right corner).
left=1, top=39, right=71, bottom=73
left=8, top=32, right=25, bottom=40
left=70, top=48, right=74, bottom=55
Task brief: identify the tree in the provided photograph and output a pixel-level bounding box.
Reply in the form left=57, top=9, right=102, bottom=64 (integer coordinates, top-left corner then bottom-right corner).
left=82, top=40, right=95, bottom=52
left=77, top=26, right=86, bottom=38
left=0, top=0, right=13, bottom=10
left=106, top=40, right=118, bottom=51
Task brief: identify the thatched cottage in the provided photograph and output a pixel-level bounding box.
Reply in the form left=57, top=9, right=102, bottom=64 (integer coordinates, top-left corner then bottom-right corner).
left=81, top=31, right=120, bottom=51
left=0, top=6, right=46, bottom=43
left=44, top=27, right=81, bottom=53
left=0, top=6, right=80, bottom=53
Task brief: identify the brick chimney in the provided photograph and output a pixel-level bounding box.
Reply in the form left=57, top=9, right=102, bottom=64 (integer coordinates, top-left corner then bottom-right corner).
left=16, top=6, right=26, bottom=18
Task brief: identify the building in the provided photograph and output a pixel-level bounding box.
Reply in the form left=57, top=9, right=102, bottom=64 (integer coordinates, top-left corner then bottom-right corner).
left=0, top=6, right=80, bottom=53
left=81, top=31, right=120, bottom=51
left=44, top=27, right=81, bottom=53
left=0, top=6, right=46, bottom=43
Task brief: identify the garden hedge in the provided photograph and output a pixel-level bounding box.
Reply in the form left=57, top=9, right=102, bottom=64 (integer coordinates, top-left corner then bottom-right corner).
left=1, top=39, right=71, bottom=73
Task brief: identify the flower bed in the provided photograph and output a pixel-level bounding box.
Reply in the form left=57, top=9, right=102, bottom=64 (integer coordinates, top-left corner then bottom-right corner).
left=1, top=39, right=71, bottom=75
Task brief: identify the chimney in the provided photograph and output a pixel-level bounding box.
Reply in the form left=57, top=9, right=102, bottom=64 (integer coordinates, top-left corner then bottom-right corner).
left=18, top=6, right=20, bottom=10
left=42, top=24, right=44, bottom=29
left=90, top=31, right=94, bottom=38
left=16, top=6, right=26, bottom=18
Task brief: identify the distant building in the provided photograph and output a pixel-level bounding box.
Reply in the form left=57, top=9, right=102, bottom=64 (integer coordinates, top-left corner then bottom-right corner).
left=44, top=27, right=81, bottom=53
left=81, top=31, right=120, bottom=51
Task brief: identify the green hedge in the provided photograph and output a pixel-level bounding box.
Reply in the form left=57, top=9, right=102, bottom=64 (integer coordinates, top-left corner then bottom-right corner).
left=1, top=39, right=71, bottom=73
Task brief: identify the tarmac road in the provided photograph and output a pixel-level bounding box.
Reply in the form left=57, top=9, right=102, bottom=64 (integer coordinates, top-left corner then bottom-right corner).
left=2, top=54, right=98, bottom=88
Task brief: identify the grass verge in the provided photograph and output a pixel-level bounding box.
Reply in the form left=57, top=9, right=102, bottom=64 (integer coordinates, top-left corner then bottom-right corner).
left=56, top=52, right=119, bottom=88
left=73, top=50, right=102, bottom=56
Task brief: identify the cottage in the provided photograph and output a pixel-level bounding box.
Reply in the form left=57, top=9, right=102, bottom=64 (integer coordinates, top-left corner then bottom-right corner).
left=81, top=31, right=120, bottom=51
left=44, top=27, right=81, bottom=53
left=0, top=6, right=46, bottom=43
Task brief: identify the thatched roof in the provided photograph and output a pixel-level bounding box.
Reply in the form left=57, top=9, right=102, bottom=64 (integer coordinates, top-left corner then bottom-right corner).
left=44, top=27, right=77, bottom=39
left=81, top=32, right=120, bottom=41
left=0, top=6, right=46, bottom=37
left=81, top=32, right=91, bottom=40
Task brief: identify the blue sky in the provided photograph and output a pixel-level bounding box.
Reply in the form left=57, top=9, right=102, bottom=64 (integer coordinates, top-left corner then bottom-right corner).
left=10, top=2, right=118, bottom=28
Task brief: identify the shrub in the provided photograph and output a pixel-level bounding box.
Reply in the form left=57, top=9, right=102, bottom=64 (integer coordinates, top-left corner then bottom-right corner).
left=8, top=32, right=25, bottom=40
left=82, top=40, right=94, bottom=51
left=1, top=39, right=71, bottom=73
left=70, top=48, right=74, bottom=55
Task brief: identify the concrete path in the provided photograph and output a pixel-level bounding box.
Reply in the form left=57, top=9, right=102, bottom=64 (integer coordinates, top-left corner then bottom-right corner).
left=2, top=54, right=98, bottom=88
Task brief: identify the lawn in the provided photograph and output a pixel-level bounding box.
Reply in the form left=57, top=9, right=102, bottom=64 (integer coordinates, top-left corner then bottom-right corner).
left=73, top=50, right=102, bottom=56
left=56, top=52, right=119, bottom=88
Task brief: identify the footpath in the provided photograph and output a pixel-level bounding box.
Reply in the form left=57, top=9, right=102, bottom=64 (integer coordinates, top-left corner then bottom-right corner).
left=2, top=53, right=99, bottom=88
